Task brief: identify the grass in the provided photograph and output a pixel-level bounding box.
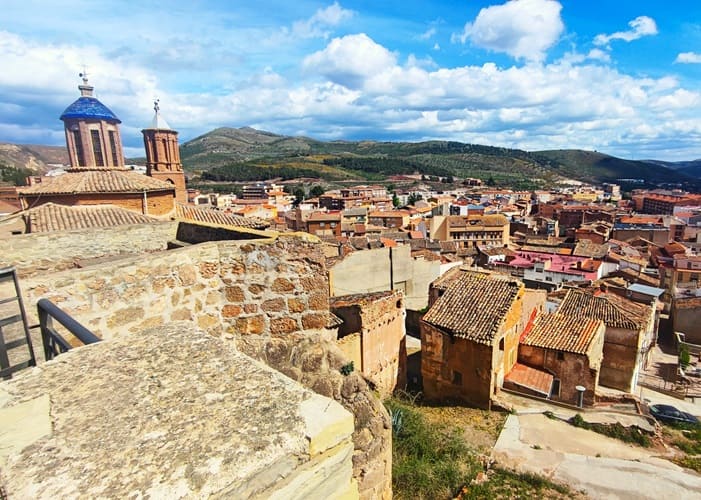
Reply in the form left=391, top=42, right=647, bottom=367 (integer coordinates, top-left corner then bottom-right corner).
left=385, top=396, right=576, bottom=499
left=661, top=423, right=701, bottom=472
left=569, top=413, right=652, bottom=448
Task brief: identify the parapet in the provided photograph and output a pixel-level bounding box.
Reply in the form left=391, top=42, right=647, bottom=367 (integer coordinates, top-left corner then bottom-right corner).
left=0, top=322, right=357, bottom=499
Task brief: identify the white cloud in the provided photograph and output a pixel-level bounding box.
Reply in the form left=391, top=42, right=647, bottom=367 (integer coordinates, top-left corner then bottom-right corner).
left=291, top=2, right=355, bottom=39
left=302, top=33, right=397, bottom=89
left=676, top=52, right=701, bottom=64
left=418, top=27, right=436, bottom=41
left=594, top=16, right=658, bottom=46
left=452, top=0, right=564, bottom=62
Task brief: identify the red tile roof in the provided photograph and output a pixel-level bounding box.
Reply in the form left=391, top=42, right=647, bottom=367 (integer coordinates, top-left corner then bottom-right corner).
left=557, top=289, right=651, bottom=330
left=505, top=363, right=553, bottom=396
left=21, top=202, right=157, bottom=233
left=19, top=169, right=174, bottom=195
left=176, top=204, right=270, bottom=229
left=521, top=313, right=604, bottom=355
left=423, top=269, right=522, bottom=344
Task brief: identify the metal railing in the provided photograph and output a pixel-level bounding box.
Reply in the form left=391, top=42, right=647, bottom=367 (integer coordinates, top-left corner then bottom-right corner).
left=37, top=299, right=101, bottom=361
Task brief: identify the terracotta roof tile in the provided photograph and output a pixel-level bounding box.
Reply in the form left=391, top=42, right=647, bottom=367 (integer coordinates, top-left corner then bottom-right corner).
left=521, top=313, right=604, bottom=354
left=423, top=270, right=523, bottom=344
left=176, top=204, right=270, bottom=230
left=21, top=202, right=157, bottom=233
left=557, top=289, right=650, bottom=330
left=19, top=169, right=174, bottom=195
left=504, top=363, right=553, bottom=396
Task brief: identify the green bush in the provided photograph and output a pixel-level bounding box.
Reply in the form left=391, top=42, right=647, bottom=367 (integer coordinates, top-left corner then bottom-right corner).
left=680, top=345, right=691, bottom=368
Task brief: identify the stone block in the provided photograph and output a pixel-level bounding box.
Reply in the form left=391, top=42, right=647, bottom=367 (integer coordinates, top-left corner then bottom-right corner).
left=244, top=303, right=259, bottom=314
left=270, top=317, right=298, bottom=335
left=178, top=264, right=197, bottom=286
left=248, top=283, right=266, bottom=296
left=235, top=315, right=266, bottom=335
left=225, top=286, right=245, bottom=302
left=287, top=298, right=306, bottom=314
left=222, top=305, right=243, bottom=318
left=272, top=277, right=295, bottom=293
left=262, top=298, right=286, bottom=313
left=107, top=306, right=145, bottom=328
left=302, top=313, right=328, bottom=330
left=197, top=313, right=219, bottom=330
left=198, top=262, right=218, bottom=278
left=171, top=308, right=192, bottom=321
left=308, top=292, right=329, bottom=311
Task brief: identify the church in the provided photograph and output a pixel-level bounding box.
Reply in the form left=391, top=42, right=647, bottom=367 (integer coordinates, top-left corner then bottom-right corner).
left=18, top=74, right=187, bottom=216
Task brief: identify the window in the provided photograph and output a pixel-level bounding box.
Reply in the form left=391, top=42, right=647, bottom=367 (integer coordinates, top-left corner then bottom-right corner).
left=499, top=338, right=504, bottom=351
left=72, top=129, right=85, bottom=166
left=108, top=131, right=119, bottom=166
left=557, top=351, right=565, bottom=361
left=91, top=130, right=104, bottom=167
left=545, top=276, right=553, bottom=282
left=452, top=370, right=462, bottom=385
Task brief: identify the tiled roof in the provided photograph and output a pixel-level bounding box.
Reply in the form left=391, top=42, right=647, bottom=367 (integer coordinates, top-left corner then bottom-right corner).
left=19, top=170, right=174, bottom=195
left=504, top=363, right=553, bottom=396
left=22, top=202, right=157, bottom=233
left=573, top=241, right=609, bottom=259
left=176, top=204, right=270, bottom=229
left=60, top=96, right=121, bottom=123
left=521, top=313, right=603, bottom=354
left=423, top=270, right=522, bottom=344
left=557, top=289, right=650, bottom=330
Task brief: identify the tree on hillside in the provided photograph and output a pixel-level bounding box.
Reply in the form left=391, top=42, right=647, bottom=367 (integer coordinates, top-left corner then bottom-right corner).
left=392, top=193, right=401, bottom=208
left=310, top=185, right=325, bottom=197
left=293, top=187, right=306, bottom=206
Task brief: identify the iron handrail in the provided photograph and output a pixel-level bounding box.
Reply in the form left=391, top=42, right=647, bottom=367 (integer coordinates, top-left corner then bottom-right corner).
left=37, top=298, right=101, bottom=361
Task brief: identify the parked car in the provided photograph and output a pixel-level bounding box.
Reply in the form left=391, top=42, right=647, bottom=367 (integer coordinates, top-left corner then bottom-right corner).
left=649, top=404, right=700, bottom=425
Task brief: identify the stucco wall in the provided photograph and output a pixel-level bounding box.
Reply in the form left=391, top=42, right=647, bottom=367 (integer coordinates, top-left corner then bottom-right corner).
left=329, top=245, right=440, bottom=310
left=673, top=298, right=701, bottom=344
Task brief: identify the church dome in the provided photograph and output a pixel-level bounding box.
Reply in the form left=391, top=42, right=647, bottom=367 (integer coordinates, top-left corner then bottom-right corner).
left=60, top=96, right=121, bottom=123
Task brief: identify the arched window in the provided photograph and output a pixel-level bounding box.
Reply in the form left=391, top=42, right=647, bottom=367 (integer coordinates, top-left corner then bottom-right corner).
left=72, top=129, right=85, bottom=166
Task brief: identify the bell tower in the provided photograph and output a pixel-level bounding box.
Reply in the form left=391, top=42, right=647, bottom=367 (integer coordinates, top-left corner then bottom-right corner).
left=142, top=100, right=187, bottom=203
left=60, top=72, right=125, bottom=170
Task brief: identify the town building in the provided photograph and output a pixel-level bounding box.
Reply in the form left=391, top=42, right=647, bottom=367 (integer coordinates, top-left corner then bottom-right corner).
left=510, top=313, right=605, bottom=406
left=420, top=268, right=545, bottom=408
left=430, top=214, right=510, bottom=249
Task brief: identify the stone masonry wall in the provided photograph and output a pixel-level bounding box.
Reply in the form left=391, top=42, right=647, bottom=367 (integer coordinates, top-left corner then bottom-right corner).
left=1, top=221, right=178, bottom=278
left=9, top=233, right=391, bottom=499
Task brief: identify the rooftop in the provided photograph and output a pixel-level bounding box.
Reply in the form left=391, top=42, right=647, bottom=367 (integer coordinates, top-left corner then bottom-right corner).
left=19, top=169, right=174, bottom=195
left=521, top=313, right=604, bottom=355
left=19, top=202, right=157, bottom=233
left=423, top=269, right=522, bottom=344
left=60, top=96, right=121, bottom=123
left=558, top=289, right=651, bottom=330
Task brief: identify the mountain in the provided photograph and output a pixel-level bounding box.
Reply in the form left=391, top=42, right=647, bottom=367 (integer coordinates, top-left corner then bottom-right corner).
left=180, top=127, right=696, bottom=189
left=0, top=143, right=68, bottom=173
left=643, top=159, right=701, bottom=179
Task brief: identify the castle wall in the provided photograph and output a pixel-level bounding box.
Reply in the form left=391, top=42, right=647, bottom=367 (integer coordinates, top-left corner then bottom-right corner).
left=7, top=233, right=391, bottom=499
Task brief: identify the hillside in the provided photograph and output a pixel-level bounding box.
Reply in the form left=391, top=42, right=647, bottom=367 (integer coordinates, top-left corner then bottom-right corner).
left=0, top=143, right=68, bottom=173
left=182, top=127, right=696, bottom=189
left=1, top=128, right=697, bottom=189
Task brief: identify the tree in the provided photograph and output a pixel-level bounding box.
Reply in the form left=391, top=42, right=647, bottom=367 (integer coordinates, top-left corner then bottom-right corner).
left=392, top=193, right=401, bottom=208
left=310, top=185, right=325, bottom=197
left=486, top=175, right=496, bottom=186
left=293, top=187, right=306, bottom=206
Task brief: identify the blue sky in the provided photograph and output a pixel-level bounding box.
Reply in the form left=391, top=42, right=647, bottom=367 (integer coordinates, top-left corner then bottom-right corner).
left=1, top=0, right=700, bottom=160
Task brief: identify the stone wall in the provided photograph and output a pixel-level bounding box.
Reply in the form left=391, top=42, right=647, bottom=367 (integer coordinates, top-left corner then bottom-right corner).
left=0, top=323, right=358, bottom=499
left=331, top=291, right=407, bottom=397
left=1, top=221, right=178, bottom=278
left=6, top=231, right=391, bottom=499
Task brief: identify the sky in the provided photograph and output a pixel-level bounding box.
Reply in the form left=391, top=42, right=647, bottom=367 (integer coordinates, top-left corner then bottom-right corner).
left=1, top=0, right=700, bottom=161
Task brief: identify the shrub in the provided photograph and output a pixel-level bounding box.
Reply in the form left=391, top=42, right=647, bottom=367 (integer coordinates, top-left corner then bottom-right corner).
left=339, top=361, right=354, bottom=376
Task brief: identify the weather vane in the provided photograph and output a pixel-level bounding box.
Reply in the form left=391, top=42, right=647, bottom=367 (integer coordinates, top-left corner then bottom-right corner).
left=154, top=98, right=160, bottom=113
left=79, top=66, right=89, bottom=85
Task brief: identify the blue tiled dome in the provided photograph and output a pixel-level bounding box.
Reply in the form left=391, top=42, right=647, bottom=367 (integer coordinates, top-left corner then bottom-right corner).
left=60, top=97, right=121, bottom=123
